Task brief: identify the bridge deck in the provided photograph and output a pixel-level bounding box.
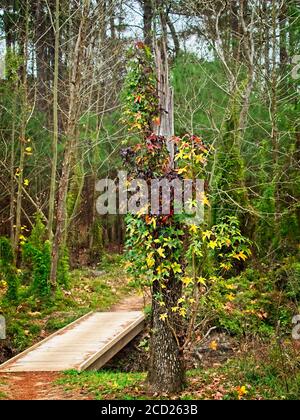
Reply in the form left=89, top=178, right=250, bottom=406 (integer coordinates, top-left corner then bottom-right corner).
left=0, top=311, right=145, bottom=372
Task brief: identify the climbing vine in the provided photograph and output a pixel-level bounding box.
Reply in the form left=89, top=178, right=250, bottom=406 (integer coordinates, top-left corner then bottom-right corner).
left=121, top=43, right=253, bottom=394
left=122, top=42, right=160, bottom=134
left=122, top=43, right=252, bottom=328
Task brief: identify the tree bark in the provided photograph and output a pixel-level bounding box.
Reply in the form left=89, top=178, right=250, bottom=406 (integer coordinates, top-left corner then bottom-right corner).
left=166, top=14, right=180, bottom=58
left=50, top=0, right=90, bottom=288
left=142, top=0, right=153, bottom=47
left=14, top=0, right=29, bottom=255
left=48, top=0, right=60, bottom=240
left=148, top=16, right=185, bottom=393
left=149, top=279, right=185, bottom=393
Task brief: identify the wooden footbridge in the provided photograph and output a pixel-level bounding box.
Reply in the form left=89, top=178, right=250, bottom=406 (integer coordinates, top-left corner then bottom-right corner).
left=0, top=311, right=145, bottom=372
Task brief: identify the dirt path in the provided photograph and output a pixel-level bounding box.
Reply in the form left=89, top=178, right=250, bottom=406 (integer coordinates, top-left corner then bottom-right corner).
left=0, top=294, right=145, bottom=400
left=111, top=293, right=146, bottom=312
left=0, top=371, right=95, bottom=400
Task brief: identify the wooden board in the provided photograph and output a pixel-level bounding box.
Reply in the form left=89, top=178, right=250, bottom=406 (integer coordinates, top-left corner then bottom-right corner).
left=0, top=312, right=145, bottom=372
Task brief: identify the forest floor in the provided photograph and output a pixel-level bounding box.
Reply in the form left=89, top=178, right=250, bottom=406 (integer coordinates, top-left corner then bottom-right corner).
left=1, top=340, right=300, bottom=400
left=0, top=255, right=299, bottom=400
left=0, top=294, right=146, bottom=401
left=0, top=254, right=138, bottom=363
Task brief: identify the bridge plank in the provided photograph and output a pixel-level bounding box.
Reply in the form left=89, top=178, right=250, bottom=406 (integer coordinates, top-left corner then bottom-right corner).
left=0, top=311, right=145, bottom=372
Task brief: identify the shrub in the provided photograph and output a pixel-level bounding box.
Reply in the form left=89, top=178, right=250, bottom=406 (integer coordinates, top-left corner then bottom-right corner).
left=22, top=213, right=51, bottom=298
left=0, top=237, right=19, bottom=302
left=57, top=246, right=70, bottom=289
left=200, top=268, right=294, bottom=338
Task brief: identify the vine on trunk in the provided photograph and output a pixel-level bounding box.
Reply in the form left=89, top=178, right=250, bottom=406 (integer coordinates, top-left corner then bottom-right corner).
left=122, top=42, right=252, bottom=393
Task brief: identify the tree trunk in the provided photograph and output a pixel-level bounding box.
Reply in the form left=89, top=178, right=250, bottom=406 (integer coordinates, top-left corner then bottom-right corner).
left=33, top=0, right=50, bottom=112
left=50, top=0, right=90, bottom=288
left=142, top=0, right=153, bottom=47
left=166, top=14, right=180, bottom=58
left=148, top=16, right=185, bottom=393
left=9, top=90, right=17, bottom=248
left=149, top=279, right=185, bottom=393
left=48, top=0, right=60, bottom=240
left=14, top=0, right=29, bottom=255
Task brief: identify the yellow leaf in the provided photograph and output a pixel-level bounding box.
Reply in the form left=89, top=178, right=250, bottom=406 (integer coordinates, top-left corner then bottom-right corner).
left=24, top=179, right=29, bottom=186
left=183, top=153, right=192, bottom=160
left=225, top=284, right=236, bottom=290
left=225, top=238, right=232, bottom=247
left=124, top=261, right=133, bottom=269
left=25, top=146, right=33, bottom=156
left=189, top=224, right=198, bottom=234
left=182, top=277, right=193, bottom=286
left=146, top=256, right=155, bottom=268
left=179, top=307, right=187, bottom=317
left=237, top=385, right=248, bottom=399
left=209, top=340, right=218, bottom=351
left=175, top=149, right=185, bottom=161
left=171, top=262, right=182, bottom=274
left=157, top=247, right=166, bottom=258
left=203, top=194, right=210, bottom=207
left=238, top=251, right=248, bottom=261
left=220, top=262, right=232, bottom=271
left=197, top=277, right=206, bottom=286
left=195, top=154, right=205, bottom=164
left=226, top=293, right=235, bottom=302
left=131, top=122, right=142, bottom=130
left=232, top=251, right=248, bottom=262
left=208, top=240, right=218, bottom=250
left=159, top=313, right=168, bottom=322
left=137, top=204, right=149, bottom=216
left=156, top=265, right=167, bottom=276
left=177, top=167, right=188, bottom=175
left=202, top=230, right=212, bottom=240
left=150, top=217, right=157, bottom=229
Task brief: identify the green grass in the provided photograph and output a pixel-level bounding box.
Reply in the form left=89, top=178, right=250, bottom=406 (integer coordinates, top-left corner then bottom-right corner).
left=57, top=344, right=300, bottom=400
left=0, top=391, right=7, bottom=400
left=57, top=370, right=147, bottom=400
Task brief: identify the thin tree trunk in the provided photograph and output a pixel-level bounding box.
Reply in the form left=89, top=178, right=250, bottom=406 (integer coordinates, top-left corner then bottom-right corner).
left=271, top=0, right=280, bottom=225
left=50, top=0, right=90, bottom=288
left=10, top=91, right=17, bottom=247
left=48, top=0, right=60, bottom=240
left=166, top=14, right=180, bottom=58
left=142, top=0, right=153, bottom=47
left=14, top=0, right=29, bottom=255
